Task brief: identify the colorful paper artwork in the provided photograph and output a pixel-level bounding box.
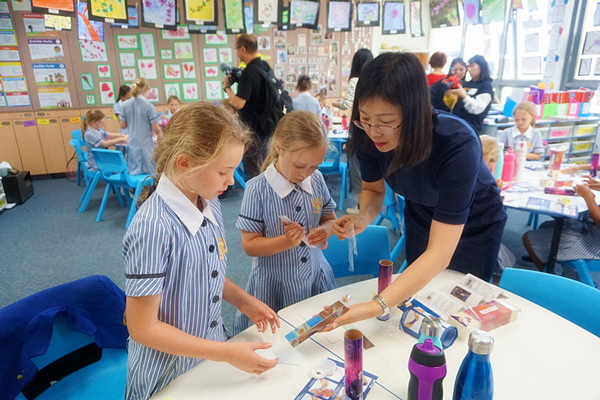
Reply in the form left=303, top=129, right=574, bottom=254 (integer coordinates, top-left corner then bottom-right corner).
left=382, top=1, right=405, bottom=33
left=186, top=0, right=217, bottom=24
left=44, top=14, right=72, bottom=29
left=99, top=81, right=115, bottom=104
left=174, top=42, right=194, bottom=59
left=463, top=0, right=481, bottom=25
left=203, top=47, right=218, bottom=63
left=430, top=0, right=459, bottom=28
left=182, top=61, right=196, bottom=78
left=119, top=52, right=135, bottom=67
left=122, top=68, right=136, bottom=81
left=204, top=80, right=221, bottom=100
left=327, top=1, right=351, bottom=31
left=147, top=87, right=159, bottom=102
left=85, top=94, right=96, bottom=105
left=223, top=0, right=245, bottom=33
left=23, top=13, right=55, bottom=36
left=356, top=2, right=380, bottom=27
left=80, top=73, right=94, bottom=90
left=164, top=83, right=181, bottom=98
left=204, top=65, right=219, bottom=77
left=77, top=2, right=104, bottom=41
left=138, top=59, right=157, bottom=80
left=79, top=39, right=108, bottom=61
left=163, top=63, right=181, bottom=79
left=11, top=0, right=33, bottom=12
left=188, top=24, right=218, bottom=33
left=142, top=0, right=176, bottom=28
left=410, top=0, right=423, bottom=36
left=160, top=49, right=173, bottom=59
left=205, top=31, right=228, bottom=45
left=111, top=6, right=139, bottom=27
left=116, top=34, right=138, bottom=49
left=139, top=33, right=156, bottom=57
left=257, top=36, right=270, bottom=50
left=244, top=4, right=253, bottom=33
left=161, top=26, right=190, bottom=40
left=256, top=0, right=277, bottom=24
left=87, top=0, right=127, bottom=22
left=182, top=82, right=199, bottom=101
left=32, top=0, right=75, bottom=13
left=97, top=64, right=111, bottom=78
left=481, top=0, right=504, bottom=24
left=290, top=0, right=319, bottom=28
left=218, top=47, right=233, bottom=63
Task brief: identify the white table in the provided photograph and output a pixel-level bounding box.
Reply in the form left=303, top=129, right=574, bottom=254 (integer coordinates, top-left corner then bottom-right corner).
left=279, top=270, right=600, bottom=400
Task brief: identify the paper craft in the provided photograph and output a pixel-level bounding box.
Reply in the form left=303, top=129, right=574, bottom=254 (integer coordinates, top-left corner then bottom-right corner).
left=161, top=26, right=190, bottom=40
left=110, top=6, right=138, bottom=28
left=279, top=215, right=318, bottom=248
left=356, top=2, right=380, bottom=27
left=182, top=62, right=196, bottom=78
left=223, top=0, right=246, bottom=33
left=203, top=47, right=218, bottom=63
left=174, top=42, right=194, bottom=59
left=137, top=59, right=157, bottom=80
left=290, top=0, right=319, bottom=28
left=185, top=0, right=218, bottom=25
left=141, top=0, right=176, bottom=28
left=285, top=300, right=346, bottom=347
left=204, top=80, right=222, bottom=100
left=409, top=0, right=423, bottom=36
left=77, top=2, right=104, bottom=41
left=430, top=0, right=459, bottom=28
left=382, top=1, right=405, bottom=34
left=79, top=39, right=107, bottom=62
left=163, top=63, right=181, bottom=79
left=87, top=0, right=127, bottom=23
left=116, top=34, right=138, bottom=49
left=218, top=47, right=233, bottom=63
left=33, top=63, right=67, bottom=85
left=204, top=31, right=228, bottom=45
left=181, top=82, right=199, bottom=101
left=97, top=64, right=111, bottom=78
left=99, top=81, right=115, bottom=104
left=256, top=0, right=277, bottom=24
left=139, top=33, right=156, bottom=57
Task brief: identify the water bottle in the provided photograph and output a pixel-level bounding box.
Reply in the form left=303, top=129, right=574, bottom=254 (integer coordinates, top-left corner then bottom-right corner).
left=501, top=150, right=516, bottom=182
left=514, top=140, right=527, bottom=182
left=341, top=114, right=348, bottom=130
left=452, top=330, right=494, bottom=400
left=408, top=338, right=446, bottom=400
left=590, top=153, right=599, bottom=177
left=417, top=316, right=443, bottom=350
left=493, top=143, right=504, bottom=180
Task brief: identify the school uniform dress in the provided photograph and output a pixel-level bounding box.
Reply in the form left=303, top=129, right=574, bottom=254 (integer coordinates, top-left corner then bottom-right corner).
left=452, top=79, right=494, bottom=133
left=120, top=95, right=160, bottom=175
left=123, top=175, right=229, bottom=400
left=496, top=125, right=545, bottom=154
left=233, top=165, right=336, bottom=333
left=84, top=127, right=107, bottom=171
left=357, top=111, right=507, bottom=281
left=113, top=100, right=128, bottom=135
left=292, top=92, right=321, bottom=114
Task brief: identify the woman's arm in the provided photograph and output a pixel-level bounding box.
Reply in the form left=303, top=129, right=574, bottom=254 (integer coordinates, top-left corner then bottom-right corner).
left=332, top=179, right=385, bottom=238
left=448, top=85, right=492, bottom=115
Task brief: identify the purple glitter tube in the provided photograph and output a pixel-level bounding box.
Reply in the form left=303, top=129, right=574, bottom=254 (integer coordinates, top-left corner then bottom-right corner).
left=344, top=329, right=364, bottom=400
left=377, top=260, right=393, bottom=321
left=591, top=153, right=599, bottom=177
left=407, top=338, right=446, bottom=400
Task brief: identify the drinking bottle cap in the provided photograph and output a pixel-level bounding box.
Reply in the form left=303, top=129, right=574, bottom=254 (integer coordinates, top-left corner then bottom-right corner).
left=420, top=316, right=442, bottom=338
left=468, top=330, right=494, bottom=355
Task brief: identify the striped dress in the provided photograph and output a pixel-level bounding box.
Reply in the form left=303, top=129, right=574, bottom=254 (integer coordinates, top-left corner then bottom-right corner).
left=528, top=218, right=600, bottom=264
left=233, top=164, right=336, bottom=334
left=123, top=175, right=229, bottom=400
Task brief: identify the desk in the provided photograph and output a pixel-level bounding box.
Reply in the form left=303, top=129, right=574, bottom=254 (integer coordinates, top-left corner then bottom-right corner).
left=279, top=270, right=600, bottom=400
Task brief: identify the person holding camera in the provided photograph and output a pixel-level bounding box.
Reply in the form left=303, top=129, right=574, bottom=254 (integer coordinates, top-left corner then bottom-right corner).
left=223, top=34, right=281, bottom=179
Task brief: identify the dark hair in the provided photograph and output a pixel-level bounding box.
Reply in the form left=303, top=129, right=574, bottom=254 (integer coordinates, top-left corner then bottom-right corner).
left=296, top=75, right=312, bottom=92
left=349, top=48, right=374, bottom=80
left=349, top=52, right=432, bottom=171
left=429, top=52, right=447, bottom=69
left=448, top=57, right=466, bottom=77
left=468, top=55, right=492, bottom=82
left=117, top=85, right=131, bottom=102
left=236, top=34, right=258, bottom=54
left=167, top=95, right=181, bottom=104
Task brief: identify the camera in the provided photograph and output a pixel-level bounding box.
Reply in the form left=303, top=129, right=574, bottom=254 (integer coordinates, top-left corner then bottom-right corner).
left=220, top=62, right=243, bottom=85
left=441, top=74, right=461, bottom=90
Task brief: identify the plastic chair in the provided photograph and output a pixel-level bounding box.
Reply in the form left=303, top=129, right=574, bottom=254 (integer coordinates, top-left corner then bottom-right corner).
left=499, top=268, right=600, bottom=337
left=233, top=162, right=247, bottom=189
left=0, top=275, right=128, bottom=400
left=91, top=148, right=154, bottom=229
left=527, top=212, right=540, bottom=229
left=373, top=183, right=407, bottom=270
left=318, top=138, right=348, bottom=211
left=559, top=259, right=600, bottom=288
left=69, top=139, right=102, bottom=210
left=71, top=129, right=86, bottom=187
left=323, top=225, right=390, bottom=279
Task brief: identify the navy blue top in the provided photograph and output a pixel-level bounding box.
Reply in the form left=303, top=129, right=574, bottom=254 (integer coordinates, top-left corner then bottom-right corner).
left=452, top=79, right=494, bottom=133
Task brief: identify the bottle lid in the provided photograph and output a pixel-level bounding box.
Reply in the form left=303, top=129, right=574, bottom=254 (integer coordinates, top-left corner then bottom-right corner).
left=468, top=330, right=494, bottom=355
left=420, top=316, right=442, bottom=338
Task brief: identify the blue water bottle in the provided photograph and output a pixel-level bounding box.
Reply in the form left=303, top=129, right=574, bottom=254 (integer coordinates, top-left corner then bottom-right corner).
left=453, top=330, right=494, bottom=400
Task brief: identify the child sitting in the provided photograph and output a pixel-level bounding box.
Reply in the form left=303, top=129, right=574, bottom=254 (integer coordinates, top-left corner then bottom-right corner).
left=83, top=109, right=128, bottom=171
left=497, top=101, right=545, bottom=160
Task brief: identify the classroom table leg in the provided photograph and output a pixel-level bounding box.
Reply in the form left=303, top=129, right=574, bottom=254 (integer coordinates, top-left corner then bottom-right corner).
left=545, top=217, right=564, bottom=275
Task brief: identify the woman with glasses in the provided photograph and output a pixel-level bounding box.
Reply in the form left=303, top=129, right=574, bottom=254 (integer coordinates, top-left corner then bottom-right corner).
left=325, top=52, right=506, bottom=330
left=447, top=54, right=494, bottom=133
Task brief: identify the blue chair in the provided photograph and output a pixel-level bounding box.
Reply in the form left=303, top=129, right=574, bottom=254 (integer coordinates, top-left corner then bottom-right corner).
left=69, top=139, right=102, bottom=211
left=559, top=259, right=600, bottom=288
left=527, top=212, right=540, bottom=229
left=91, top=149, right=154, bottom=229
left=319, top=138, right=348, bottom=211
left=323, top=225, right=390, bottom=279
left=233, top=162, right=247, bottom=189
left=499, top=268, right=600, bottom=337
left=1, top=275, right=128, bottom=400
left=373, top=183, right=407, bottom=270
left=71, top=129, right=86, bottom=187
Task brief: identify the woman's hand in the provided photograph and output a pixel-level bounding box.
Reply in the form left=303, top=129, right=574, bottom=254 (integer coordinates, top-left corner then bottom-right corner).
left=320, top=301, right=381, bottom=332
left=238, top=296, right=280, bottom=334
left=332, top=214, right=369, bottom=239
left=306, top=227, right=328, bottom=248
left=283, top=221, right=304, bottom=247
left=447, top=85, right=467, bottom=99
left=222, top=342, right=279, bottom=375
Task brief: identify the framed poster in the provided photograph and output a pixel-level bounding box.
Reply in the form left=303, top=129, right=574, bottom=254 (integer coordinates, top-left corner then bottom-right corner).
left=290, top=0, right=319, bottom=29
left=255, top=0, right=278, bottom=25
left=141, top=0, right=177, bottom=30
left=223, top=0, right=246, bottom=34
left=185, top=0, right=218, bottom=25
left=86, top=0, right=128, bottom=23
left=32, top=0, right=75, bottom=16
left=326, top=0, right=351, bottom=32
left=111, top=6, right=139, bottom=28
left=356, top=2, right=380, bottom=27
left=382, top=1, right=405, bottom=35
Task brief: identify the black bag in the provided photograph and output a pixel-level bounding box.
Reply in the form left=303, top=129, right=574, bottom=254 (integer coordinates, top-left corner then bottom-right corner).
left=256, top=67, right=294, bottom=115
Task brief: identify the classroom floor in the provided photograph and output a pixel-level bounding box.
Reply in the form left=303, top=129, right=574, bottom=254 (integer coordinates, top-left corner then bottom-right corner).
left=2, top=174, right=595, bottom=332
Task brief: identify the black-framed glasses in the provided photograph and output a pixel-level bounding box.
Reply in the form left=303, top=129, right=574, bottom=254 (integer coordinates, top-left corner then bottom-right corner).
left=353, top=120, right=402, bottom=135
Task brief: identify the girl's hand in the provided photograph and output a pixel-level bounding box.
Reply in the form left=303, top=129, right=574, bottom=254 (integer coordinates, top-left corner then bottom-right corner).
left=320, top=301, right=381, bottom=333
left=283, top=222, right=304, bottom=247
left=575, top=184, right=594, bottom=200
left=238, top=296, right=281, bottom=333
left=332, top=215, right=369, bottom=239
left=306, top=227, right=328, bottom=249
left=121, top=136, right=128, bottom=144
left=223, top=342, right=279, bottom=375
left=583, top=176, right=600, bottom=191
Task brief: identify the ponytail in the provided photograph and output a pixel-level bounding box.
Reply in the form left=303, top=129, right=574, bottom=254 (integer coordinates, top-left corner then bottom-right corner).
left=131, top=77, right=149, bottom=97
left=83, top=109, right=105, bottom=131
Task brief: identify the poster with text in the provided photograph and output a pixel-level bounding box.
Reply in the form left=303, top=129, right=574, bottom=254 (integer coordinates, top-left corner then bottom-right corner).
left=38, top=86, right=72, bottom=108
left=23, top=12, right=55, bottom=36
left=28, top=39, right=64, bottom=61
left=32, top=63, right=68, bottom=85
left=0, top=46, right=20, bottom=61
left=5, top=91, right=31, bottom=106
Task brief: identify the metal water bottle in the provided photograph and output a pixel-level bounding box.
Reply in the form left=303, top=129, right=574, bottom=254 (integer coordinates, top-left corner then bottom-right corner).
left=417, top=316, right=443, bottom=350
left=452, top=330, right=494, bottom=400
left=408, top=338, right=446, bottom=400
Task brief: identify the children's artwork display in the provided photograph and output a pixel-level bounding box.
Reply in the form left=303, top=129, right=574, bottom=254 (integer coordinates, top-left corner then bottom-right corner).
left=37, top=87, right=72, bottom=108
left=164, top=82, right=181, bottom=98
left=181, top=82, right=198, bottom=101
left=163, top=63, right=181, bottom=79
left=161, top=26, right=190, bottom=40
left=122, top=68, right=136, bottom=81
left=188, top=24, right=218, bottom=33
left=290, top=0, right=319, bottom=29
left=98, top=81, right=115, bottom=104
left=185, top=0, right=218, bottom=25
left=327, top=0, right=351, bottom=32
left=32, top=63, right=68, bottom=85
left=218, top=47, right=232, bottom=63
left=255, top=0, right=278, bottom=25
left=160, top=49, right=173, bottom=59
left=204, top=80, right=221, bottom=100
left=204, top=65, right=219, bottom=77
left=204, top=31, right=228, bottom=45
left=463, top=0, right=481, bottom=25
left=147, top=87, right=159, bottom=102
left=80, top=73, right=94, bottom=90
left=141, top=0, right=176, bottom=29
left=97, top=64, right=112, bottom=78
left=356, top=2, right=380, bottom=27
left=174, top=42, right=194, bottom=59
left=382, top=1, right=405, bottom=34
left=137, top=59, right=157, bottom=80
left=139, top=33, right=156, bottom=57
left=223, top=0, right=246, bottom=34
left=79, top=39, right=108, bottom=61
left=409, top=0, right=423, bottom=36
left=203, top=47, right=218, bottom=63
left=115, top=34, right=138, bottom=49
left=430, top=0, right=459, bottom=28
left=86, top=0, right=128, bottom=23
left=481, top=0, right=504, bottom=24
left=119, top=52, right=135, bottom=67
left=77, top=2, right=104, bottom=41
left=111, top=6, right=139, bottom=28
left=43, top=14, right=72, bottom=30
left=32, top=0, right=75, bottom=15
left=28, top=39, right=64, bottom=61
left=84, top=93, right=96, bottom=105
left=182, top=61, right=196, bottom=78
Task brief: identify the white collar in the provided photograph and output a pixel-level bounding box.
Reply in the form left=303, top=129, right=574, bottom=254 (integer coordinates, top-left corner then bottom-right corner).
left=264, top=163, right=313, bottom=198
left=512, top=125, right=533, bottom=140
left=156, top=174, right=218, bottom=235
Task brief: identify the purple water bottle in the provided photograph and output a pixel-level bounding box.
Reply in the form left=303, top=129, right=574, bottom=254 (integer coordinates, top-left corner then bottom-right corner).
left=590, top=153, right=599, bottom=177
left=408, top=338, right=446, bottom=400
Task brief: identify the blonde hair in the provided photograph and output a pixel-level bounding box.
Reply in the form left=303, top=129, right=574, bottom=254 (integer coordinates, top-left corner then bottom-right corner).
left=261, top=110, right=329, bottom=171
left=513, top=101, right=537, bottom=127
left=82, top=109, right=105, bottom=132
left=220, top=98, right=237, bottom=114
left=480, top=134, right=499, bottom=165
left=131, top=77, right=150, bottom=97
left=152, top=102, right=251, bottom=192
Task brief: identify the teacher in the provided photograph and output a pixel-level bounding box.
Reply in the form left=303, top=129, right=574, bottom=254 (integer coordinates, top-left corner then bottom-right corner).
left=329, top=53, right=506, bottom=328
